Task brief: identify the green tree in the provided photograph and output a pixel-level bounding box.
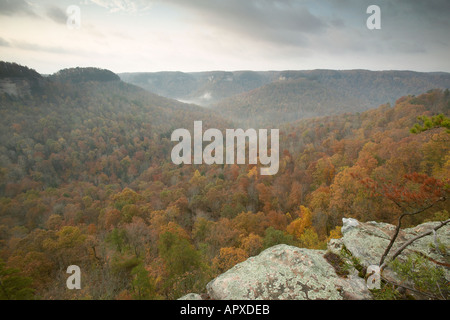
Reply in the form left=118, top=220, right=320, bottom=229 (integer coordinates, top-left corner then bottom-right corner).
left=410, top=114, right=450, bottom=134
left=0, top=260, right=34, bottom=300
left=262, top=227, right=296, bottom=249
left=42, top=226, right=87, bottom=268
left=107, top=228, right=127, bottom=253
left=390, top=253, right=449, bottom=299
left=131, top=263, right=158, bottom=300
left=158, top=231, right=202, bottom=277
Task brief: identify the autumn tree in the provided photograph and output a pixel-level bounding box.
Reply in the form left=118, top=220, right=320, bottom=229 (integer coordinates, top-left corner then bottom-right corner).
left=123, top=217, right=150, bottom=257
left=42, top=226, right=88, bottom=269
left=212, top=247, right=248, bottom=274
left=359, top=172, right=448, bottom=268
left=286, top=205, right=313, bottom=239
left=240, top=233, right=263, bottom=257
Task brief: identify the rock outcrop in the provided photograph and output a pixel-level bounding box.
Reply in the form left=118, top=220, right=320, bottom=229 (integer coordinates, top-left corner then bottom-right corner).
left=329, top=219, right=449, bottom=267
left=179, top=218, right=449, bottom=300
left=205, top=244, right=371, bottom=300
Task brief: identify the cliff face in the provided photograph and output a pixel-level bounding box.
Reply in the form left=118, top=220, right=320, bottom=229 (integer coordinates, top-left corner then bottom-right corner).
left=0, top=78, right=32, bottom=97
left=180, top=218, right=449, bottom=300
left=0, top=61, right=47, bottom=97
left=0, top=77, right=47, bottom=97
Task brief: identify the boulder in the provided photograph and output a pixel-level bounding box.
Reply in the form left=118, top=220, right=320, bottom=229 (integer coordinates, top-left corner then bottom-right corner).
left=206, top=244, right=372, bottom=300
left=178, top=293, right=203, bottom=300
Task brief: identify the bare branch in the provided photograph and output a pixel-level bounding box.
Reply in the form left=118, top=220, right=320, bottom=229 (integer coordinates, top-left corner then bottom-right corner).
left=379, top=198, right=445, bottom=267
left=380, top=218, right=450, bottom=270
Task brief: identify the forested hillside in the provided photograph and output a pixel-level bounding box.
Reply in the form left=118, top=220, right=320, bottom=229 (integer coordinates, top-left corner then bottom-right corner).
left=214, top=70, right=450, bottom=127
left=0, top=62, right=448, bottom=300
left=121, top=69, right=450, bottom=127
left=214, top=77, right=364, bottom=126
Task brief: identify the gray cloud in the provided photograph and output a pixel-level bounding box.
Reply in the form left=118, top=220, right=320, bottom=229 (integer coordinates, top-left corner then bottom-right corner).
left=46, top=6, right=67, bottom=25
left=88, top=0, right=152, bottom=13
left=0, top=0, right=36, bottom=16
left=0, top=37, right=10, bottom=47
left=5, top=40, right=94, bottom=57
left=158, top=0, right=329, bottom=47
left=153, top=0, right=448, bottom=53
left=326, top=0, right=450, bottom=30
left=383, top=0, right=450, bottom=23
left=12, top=41, right=75, bottom=54
left=88, top=0, right=328, bottom=44
left=301, top=0, right=450, bottom=56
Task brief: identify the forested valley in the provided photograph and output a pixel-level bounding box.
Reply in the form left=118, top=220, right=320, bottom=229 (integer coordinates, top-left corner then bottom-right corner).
left=0, top=62, right=448, bottom=299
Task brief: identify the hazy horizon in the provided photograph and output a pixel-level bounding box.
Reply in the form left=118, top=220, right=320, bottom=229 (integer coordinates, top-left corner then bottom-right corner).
left=5, top=60, right=450, bottom=76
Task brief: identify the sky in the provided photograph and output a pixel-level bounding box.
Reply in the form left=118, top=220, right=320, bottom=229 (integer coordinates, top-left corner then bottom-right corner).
left=0, top=0, right=449, bottom=74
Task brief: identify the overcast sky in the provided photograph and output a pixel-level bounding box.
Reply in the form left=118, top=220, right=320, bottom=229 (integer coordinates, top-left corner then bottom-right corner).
left=0, top=0, right=449, bottom=74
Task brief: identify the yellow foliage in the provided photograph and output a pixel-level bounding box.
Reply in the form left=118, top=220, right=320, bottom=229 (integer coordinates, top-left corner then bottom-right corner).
left=328, top=226, right=342, bottom=241
left=286, top=205, right=313, bottom=239
left=247, top=166, right=258, bottom=178
left=213, top=247, right=248, bottom=273
left=240, top=233, right=263, bottom=257
left=299, top=228, right=325, bottom=249
left=161, top=222, right=190, bottom=240
left=189, top=169, right=206, bottom=185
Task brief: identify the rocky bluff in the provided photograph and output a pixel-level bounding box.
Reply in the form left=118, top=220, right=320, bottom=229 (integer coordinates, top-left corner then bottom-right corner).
left=180, top=218, right=449, bottom=300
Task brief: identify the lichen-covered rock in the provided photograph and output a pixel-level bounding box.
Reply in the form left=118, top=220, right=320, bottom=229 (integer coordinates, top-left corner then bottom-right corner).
left=332, top=219, right=449, bottom=270
left=206, top=244, right=372, bottom=300
left=341, top=218, right=360, bottom=234
left=340, top=221, right=394, bottom=267
left=178, top=293, right=203, bottom=300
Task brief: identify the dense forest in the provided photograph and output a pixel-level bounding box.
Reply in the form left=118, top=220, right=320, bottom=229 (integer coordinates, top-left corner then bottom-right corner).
left=0, top=62, right=448, bottom=300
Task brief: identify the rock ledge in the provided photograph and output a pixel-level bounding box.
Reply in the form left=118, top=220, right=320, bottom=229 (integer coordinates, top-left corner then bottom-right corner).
left=179, top=219, right=449, bottom=300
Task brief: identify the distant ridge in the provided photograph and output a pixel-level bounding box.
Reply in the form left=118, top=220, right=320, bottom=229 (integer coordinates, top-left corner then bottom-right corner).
left=120, top=69, right=450, bottom=126
left=50, top=67, right=120, bottom=83
left=0, top=61, right=42, bottom=80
